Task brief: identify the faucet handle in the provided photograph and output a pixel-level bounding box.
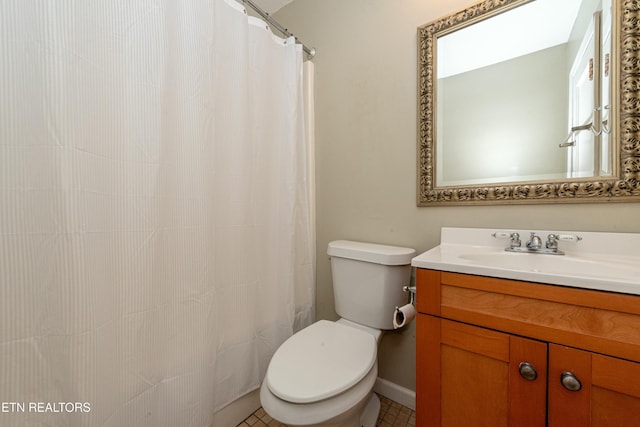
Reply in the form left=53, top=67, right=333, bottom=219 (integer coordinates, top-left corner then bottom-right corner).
left=557, top=234, right=582, bottom=242
left=492, top=231, right=521, bottom=248
left=492, top=231, right=511, bottom=239
left=546, top=233, right=581, bottom=253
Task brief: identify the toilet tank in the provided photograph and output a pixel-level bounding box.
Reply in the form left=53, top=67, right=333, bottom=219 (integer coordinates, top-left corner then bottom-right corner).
left=327, top=240, right=416, bottom=330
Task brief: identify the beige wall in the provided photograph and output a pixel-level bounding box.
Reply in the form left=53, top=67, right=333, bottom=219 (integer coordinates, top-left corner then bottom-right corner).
left=274, top=0, right=640, bottom=392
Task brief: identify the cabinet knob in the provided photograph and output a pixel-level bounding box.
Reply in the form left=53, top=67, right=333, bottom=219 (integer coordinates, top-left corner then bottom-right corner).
left=518, top=362, right=538, bottom=381
left=560, top=371, right=582, bottom=391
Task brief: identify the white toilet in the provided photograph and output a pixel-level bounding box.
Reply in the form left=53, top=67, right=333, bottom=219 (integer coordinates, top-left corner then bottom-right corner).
left=260, top=240, right=416, bottom=427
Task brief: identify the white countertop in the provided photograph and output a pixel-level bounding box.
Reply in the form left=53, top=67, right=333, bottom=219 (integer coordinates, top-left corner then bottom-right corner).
left=411, top=227, right=640, bottom=296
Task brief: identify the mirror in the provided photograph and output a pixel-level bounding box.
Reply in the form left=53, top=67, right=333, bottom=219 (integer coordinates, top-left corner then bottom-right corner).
left=417, top=0, right=640, bottom=205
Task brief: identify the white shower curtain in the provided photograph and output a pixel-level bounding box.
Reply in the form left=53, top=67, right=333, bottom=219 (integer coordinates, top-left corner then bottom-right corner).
left=0, top=0, right=315, bottom=426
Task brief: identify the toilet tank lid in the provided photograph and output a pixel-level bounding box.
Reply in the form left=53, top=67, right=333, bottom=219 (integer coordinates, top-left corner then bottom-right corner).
left=327, top=240, right=415, bottom=265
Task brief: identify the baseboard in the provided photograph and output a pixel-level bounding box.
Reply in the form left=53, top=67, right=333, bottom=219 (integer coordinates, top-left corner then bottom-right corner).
left=373, top=377, right=416, bottom=411
left=210, top=389, right=261, bottom=427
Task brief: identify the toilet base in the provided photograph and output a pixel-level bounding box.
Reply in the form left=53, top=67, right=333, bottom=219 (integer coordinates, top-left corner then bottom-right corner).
left=360, top=393, right=380, bottom=427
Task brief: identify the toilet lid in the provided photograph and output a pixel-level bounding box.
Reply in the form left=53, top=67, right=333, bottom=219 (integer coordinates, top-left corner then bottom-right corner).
left=266, top=320, right=377, bottom=404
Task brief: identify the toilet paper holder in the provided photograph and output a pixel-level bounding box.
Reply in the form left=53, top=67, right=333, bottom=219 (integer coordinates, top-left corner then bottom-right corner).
left=393, top=286, right=417, bottom=329
left=402, top=285, right=416, bottom=306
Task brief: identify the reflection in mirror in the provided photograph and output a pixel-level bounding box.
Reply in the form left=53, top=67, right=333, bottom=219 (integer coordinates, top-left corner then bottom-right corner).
left=417, top=0, right=640, bottom=205
left=436, top=0, right=608, bottom=186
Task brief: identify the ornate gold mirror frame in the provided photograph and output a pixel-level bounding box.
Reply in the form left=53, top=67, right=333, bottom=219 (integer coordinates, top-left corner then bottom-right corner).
left=417, top=0, right=640, bottom=206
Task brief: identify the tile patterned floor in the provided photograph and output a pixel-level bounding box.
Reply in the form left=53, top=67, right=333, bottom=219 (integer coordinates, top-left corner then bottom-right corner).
left=237, top=394, right=415, bottom=427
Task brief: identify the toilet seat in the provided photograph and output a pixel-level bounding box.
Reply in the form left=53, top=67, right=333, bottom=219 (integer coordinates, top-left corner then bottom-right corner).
left=266, top=320, right=377, bottom=404
left=260, top=361, right=378, bottom=427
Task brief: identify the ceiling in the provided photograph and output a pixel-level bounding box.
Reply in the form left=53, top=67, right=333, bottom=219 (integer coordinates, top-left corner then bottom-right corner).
left=252, top=0, right=294, bottom=14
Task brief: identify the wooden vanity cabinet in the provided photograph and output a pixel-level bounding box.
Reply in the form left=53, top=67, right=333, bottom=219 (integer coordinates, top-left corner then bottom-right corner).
left=416, top=268, right=640, bottom=426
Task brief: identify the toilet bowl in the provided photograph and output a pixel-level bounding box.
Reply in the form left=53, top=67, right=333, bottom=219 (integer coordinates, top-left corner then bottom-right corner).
left=260, top=320, right=381, bottom=427
left=260, top=240, right=415, bottom=427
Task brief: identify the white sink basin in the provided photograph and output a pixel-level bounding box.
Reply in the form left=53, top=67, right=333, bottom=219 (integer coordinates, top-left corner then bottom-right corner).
left=458, top=252, right=640, bottom=282
left=412, top=227, right=640, bottom=295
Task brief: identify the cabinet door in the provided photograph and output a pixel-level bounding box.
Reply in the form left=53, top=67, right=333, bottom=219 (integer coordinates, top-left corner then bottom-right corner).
left=417, top=314, right=547, bottom=427
left=549, top=344, right=640, bottom=426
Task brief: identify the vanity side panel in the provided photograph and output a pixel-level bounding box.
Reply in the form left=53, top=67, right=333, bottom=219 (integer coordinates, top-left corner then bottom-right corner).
left=416, top=268, right=441, bottom=315
left=416, top=313, right=441, bottom=427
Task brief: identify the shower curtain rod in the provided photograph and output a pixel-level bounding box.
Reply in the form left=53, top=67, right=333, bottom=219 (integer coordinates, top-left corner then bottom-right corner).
left=242, top=0, right=316, bottom=59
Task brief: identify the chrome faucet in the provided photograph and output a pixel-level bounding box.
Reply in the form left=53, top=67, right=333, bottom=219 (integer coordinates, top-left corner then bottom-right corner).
left=526, top=232, right=543, bottom=250
left=493, top=231, right=582, bottom=255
